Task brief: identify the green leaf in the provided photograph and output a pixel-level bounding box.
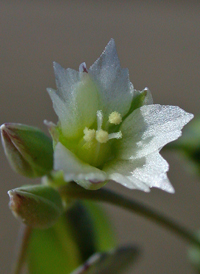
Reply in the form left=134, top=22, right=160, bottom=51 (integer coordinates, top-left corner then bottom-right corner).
left=27, top=200, right=115, bottom=274
left=188, top=231, right=200, bottom=273
left=27, top=215, right=81, bottom=274
left=83, top=200, right=116, bottom=252
left=65, top=201, right=97, bottom=262
left=65, top=200, right=116, bottom=261
left=70, top=245, right=140, bottom=274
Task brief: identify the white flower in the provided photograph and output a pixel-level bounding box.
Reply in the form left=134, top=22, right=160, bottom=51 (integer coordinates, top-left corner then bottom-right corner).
left=47, top=39, right=193, bottom=193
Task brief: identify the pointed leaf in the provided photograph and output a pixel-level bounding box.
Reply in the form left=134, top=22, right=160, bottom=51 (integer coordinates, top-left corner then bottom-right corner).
left=27, top=200, right=115, bottom=274
left=70, top=245, right=140, bottom=274
left=66, top=201, right=97, bottom=262
left=83, top=200, right=116, bottom=252
left=27, top=215, right=81, bottom=274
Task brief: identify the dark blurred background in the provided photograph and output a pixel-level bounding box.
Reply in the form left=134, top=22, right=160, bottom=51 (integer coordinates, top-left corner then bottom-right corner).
left=0, top=1, right=200, bottom=273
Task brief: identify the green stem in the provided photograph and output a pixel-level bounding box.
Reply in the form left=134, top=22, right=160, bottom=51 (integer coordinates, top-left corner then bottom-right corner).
left=12, top=225, right=32, bottom=274
left=59, top=183, right=200, bottom=248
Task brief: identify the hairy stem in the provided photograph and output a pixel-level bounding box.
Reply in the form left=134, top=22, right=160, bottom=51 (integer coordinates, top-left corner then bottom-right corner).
left=59, top=183, right=200, bottom=248
left=12, top=225, right=32, bottom=274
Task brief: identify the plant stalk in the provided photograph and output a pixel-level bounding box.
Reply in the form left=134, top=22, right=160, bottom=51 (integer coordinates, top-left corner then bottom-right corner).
left=59, top=183, right=200, bottom=248
left=12, top=224, right=32, bottom=274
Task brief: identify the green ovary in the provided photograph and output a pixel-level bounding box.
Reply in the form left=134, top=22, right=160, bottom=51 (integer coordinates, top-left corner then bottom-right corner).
left=58, top=110, right=123, bottom=169
left=76, top=138, right=112, bottom=168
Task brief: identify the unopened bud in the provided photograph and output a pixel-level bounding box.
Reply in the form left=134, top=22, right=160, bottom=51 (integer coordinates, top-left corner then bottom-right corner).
left=8, top=185, right=64, bottom=228
left=1, top=123, right=53, bottom=178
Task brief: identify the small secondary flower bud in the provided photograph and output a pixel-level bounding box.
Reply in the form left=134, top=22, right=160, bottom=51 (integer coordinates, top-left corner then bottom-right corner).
left=8, top=185, right=64, bottom=228
left=1, top=123, right=53, bottom=178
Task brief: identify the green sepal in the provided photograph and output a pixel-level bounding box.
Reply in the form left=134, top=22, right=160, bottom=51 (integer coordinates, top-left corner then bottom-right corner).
left=123, top=88, right=151, bottom=121
left=8, top=185, right=64, bottom=228
left=70, top=245, right=140, bottom=274
left=1, top=123, right=53, bottom=177
left=42, top=171, right=67, bottom=188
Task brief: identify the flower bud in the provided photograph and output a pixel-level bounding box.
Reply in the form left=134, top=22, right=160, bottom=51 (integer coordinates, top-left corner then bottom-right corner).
left=8, top=185, right=64, bottom=228
left=1, top=123, right=53, bottom=178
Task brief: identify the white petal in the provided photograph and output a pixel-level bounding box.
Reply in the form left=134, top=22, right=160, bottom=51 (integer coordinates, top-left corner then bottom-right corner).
left=53, top=62, right=80, bottom=101
left=103, top=151, right=174, bottom=193
left=131, top=152, right=174, bottom=193
left=118, top=104, right=194, bottom=160
left=89, top=39, right=134, bottom=119
left=109, top=173, right=151, bottom=192
left=47, top=87, right=69, bottom=126
left=54, top=142, right=107, bottom=182
left=103, top=158, right=151, bottom=192
left=48, top=63, right=99, bottom=139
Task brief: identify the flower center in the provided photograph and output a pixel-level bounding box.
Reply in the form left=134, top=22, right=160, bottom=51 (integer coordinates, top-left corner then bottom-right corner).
left=96, top=129, right=109, bottom=143
left=83, top=110, right=122, bottom=144
left=83, top=128, right=96, bottom=142
left=77, top=110, right=122, bottom=167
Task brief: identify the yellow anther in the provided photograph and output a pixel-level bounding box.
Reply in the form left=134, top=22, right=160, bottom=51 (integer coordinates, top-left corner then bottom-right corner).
left=108, top=111, right=122, bottom=125
left=96, top=129, right=109, bottom=143
left=83, top=127, right=96, bottom=142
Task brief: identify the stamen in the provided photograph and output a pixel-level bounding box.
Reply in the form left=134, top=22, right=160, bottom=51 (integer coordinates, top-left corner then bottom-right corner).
left=108, top=111, right=122, bottom=125
left=108, top=131, right=122, bottom=140
left=83, top=127, right=96, bottom=142
left=96, top=129, right=109, bottom=143
left=97, top=110, right=103, bottom=130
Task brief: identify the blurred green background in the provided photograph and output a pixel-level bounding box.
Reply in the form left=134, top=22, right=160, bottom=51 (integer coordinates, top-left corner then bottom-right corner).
left=0, top=1, right=200, bottom=273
